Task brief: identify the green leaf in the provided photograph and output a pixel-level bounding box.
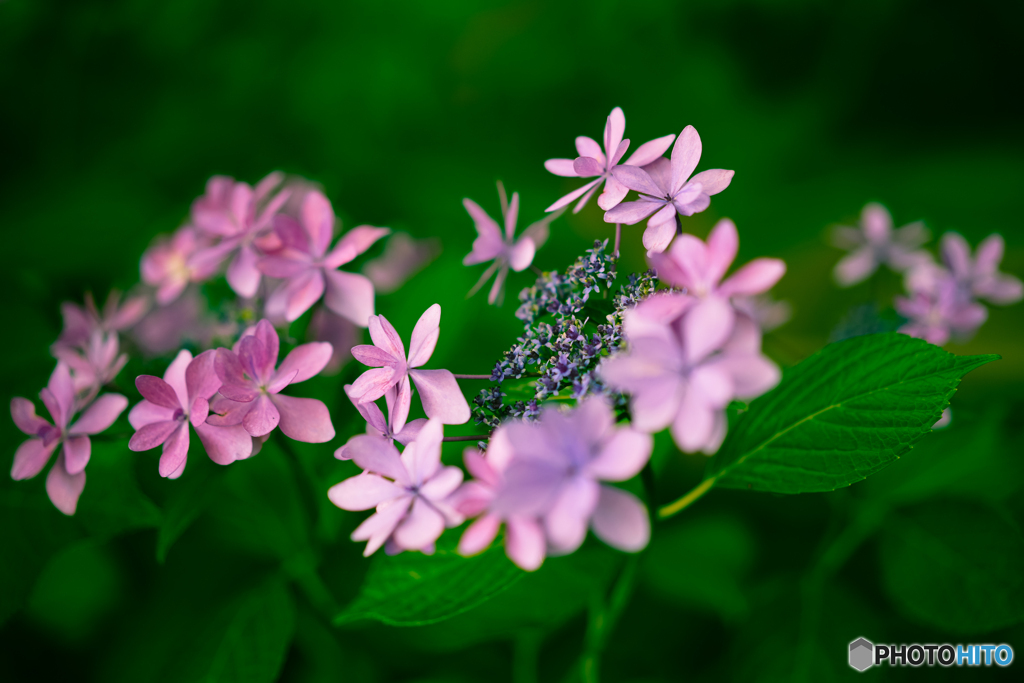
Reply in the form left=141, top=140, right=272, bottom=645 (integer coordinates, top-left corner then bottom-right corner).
left=335, top=531, right=523, bottom=627
left=156, top=458, right=219, bottom=563
left=76, top=438, right=162, bottom=538
left=707, top=333, right=996, bottom=495
left=879, top=499, right=1024, bottom=634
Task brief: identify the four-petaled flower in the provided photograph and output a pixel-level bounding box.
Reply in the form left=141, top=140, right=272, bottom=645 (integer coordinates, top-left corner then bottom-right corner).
left=464, top=182, right=558, bottom=305
left=260, top=189, right=389, bottom=324
left=349, top=304, right=471, bottom=434
left=129, top=349, right=253, bottom=478
left=908, top=232, right=1023, bottom=306
left=141, top=227, right=218, bottom=305
left=210, top=320, right=335, bottom=442
left=11, top=363, right=127, bottom=514
left=334, top=384, right=428, bottom=460
left=895, top=274, right=988, bottom=346
left=54, top=290, right=147, bottom=352
left=604, top=126, right=735, bottom=254
left=328, top=419, right=464, bottom=556
left=831, top=202, right=932, bottom=286
left=545, top=107, right=675, bottom=213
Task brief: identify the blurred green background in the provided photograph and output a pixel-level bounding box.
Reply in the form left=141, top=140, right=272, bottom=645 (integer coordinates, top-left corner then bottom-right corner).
left=2, top=0, right=1023, bottom=681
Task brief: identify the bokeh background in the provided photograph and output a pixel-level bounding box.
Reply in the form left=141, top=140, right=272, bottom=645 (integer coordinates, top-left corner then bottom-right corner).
left=2, top=0, right=1022, bottom=681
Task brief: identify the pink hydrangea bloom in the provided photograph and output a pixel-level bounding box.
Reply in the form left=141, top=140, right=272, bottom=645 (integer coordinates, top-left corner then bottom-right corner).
left=464, top=182, right=558, bottom=305
left=908, top=232, right=1023, bottom=306
left=260, top=190, right=389, bottom=324
left=52, top=331, right=128, bottom=407
left=128, top=349, right=253, bottom=478
left=831, top=203, right=932, bottom=286
left=141, top=227, right=219, bottom=305
left=11, top=363, right=127, bottom=515
left=334, top=384, right=428, bottom=460
left=601, top=302, right=780, bottom=454
left=363, top=232, right=441, bottom=295
left=604, top=126, right=735, bottom=254
left=209, top=320, right=335, bottom=442
left=349, top=304, right=471, bottom=434
left=453, top=426, right=547, bottom=571
left=895, top=274, right=987, bottom=346
left=55, top=290, right=148, bottom=351
left=545, top=107, right=675, bottom=213
left=327, top=419, right=464, bottom=556
left=189, top=173, right=290, bottom=298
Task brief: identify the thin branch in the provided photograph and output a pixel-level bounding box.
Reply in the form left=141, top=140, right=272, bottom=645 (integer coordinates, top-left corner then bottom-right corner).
left=613, top=223, right=621, bottom=257
left=442, top=435, right=491, bottom=442
left=453, top=374, right=492, bottom=380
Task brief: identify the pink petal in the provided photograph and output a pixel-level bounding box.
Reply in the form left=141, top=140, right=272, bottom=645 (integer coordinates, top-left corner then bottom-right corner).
left=129, top=419, right=180, bottom=452
left=194, top=421, right=252, bottom=465
left=185, top=349, right=221, bottom=403
left=44, top=362, right=75, bottom=428
left=974, top=234, right=1004, bottom=275
left=62, top=435, right=91, bottom=475
left=281, top=269, right=326, bottom=322
left=683, top=297, right=735, bottom=365
left=941, top=232, right=972, bottom=278
left=544, top=476, right=600, bottom=555
left=688, top=168, right=734, bottom=196
left=323, top=226, right=391, bottom=269
left=344, top=435, right=411, bottom=485
left=976, top=274, right=1023, bottom=305
left=623, top=133, right=675, bottom=167
left=394, top=418, right=428, bottom=445
left=719, top=258, right=786, bottom=297
left=345, top=382, right=389, bottom=433
left=670, top=390, right=719, bottom=453
left=159, top=423, right=190, bottom=479
left=351, top=497, right=412, bottom=557
left=272, top=393, right=334, bottom=443
left=669, top=125, right=702, bottom=195
left=487, top=266, right=509, bottom=305
left=393, top=497, right=445, bottom=551
left=11, top=397, right=51, bottom=436
left=590, top=486, right=650, bottom=552
left=505, top=517, right=546, bottom=571
left=462, top=198, right=505, bottom=264
left=545, top=177, right=602, bottom=213
left=708, top=354, right=780, bottom=400
left=408, top=369, right=471, bottom=424
left=862, top=203, right=893, bottom=243
left=207, top=396, right=250, bottom=427
left=386, top=376, right=412, bottom=435
left=253, top=320, right=281, bottom=378
left=689, top=364, right=735, bottom=410
left=226, top=244, right=262, bottom=299
left=275, top=342, right=333, bottom=386
left=351, top=344, right=397, bottom=368
left=407, top=304, right=441, bottom=368
left=834, top=247, right=878, bottom=286
left=349, top=367, right=398, bottom=404
left=573, top=156, right=603, bottom=177
left=46, top=454, right=86, bottom=515
left=504, top=192, right=519, bottom=241
left=705, top=218, right=738, bottom=286
left=300, top=190, right=335, bottom=258
left=241, top=394, right=280, bottom=437
left=605, top=107, right=626, bottom=160
left=587, top=427, right=652, bottom=482
left=544, top=158, right=578, bottom=177
left=603, top=198, right=664, bottom=226
left=509, top=237, right=536, bottom=272
left=324, top=270, right=377, bottom=328
left=596, top=175, right=630, bottom=211
left=69, top=393, right=127, bottom=435
left=642, top=209, right=678, bottom=255
left=128, top=400, right=175, bottom=430
left=328, top=472, right=405, bottom=511
left=164, top=348, right=193, bottom=408
left=611, top=165, right=664, bottom=197
left=214, top=350, right=258, bottom=403
left=575, top=135, right=603, bottom=161
left=402, top=418, right=444, bottom=486
left=459, top=514, right=501, bottom=557
left=259, top=253, right=312, bottom=279
left=190, top=397, right=210, bottom=426
left=11, top=438, right=58, bottom=480
left=239, top=336, right=273, bottom=387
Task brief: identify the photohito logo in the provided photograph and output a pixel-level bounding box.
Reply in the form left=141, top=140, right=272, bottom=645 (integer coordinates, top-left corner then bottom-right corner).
left=848, top=637, right=1014, bottom=671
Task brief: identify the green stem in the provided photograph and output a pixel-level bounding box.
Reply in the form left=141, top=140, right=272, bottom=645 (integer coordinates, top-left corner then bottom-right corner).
left=275, top=433, right=323, bottom=537
left=578, top=554, right=640, bottom=683
left=658, top=476, right=716, bottom=519
left=513, top=628, right=543, bottom=683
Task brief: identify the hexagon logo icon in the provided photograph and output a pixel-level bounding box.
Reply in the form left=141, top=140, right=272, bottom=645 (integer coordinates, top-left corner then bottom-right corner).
left=849, top=638, right=874, bottom=672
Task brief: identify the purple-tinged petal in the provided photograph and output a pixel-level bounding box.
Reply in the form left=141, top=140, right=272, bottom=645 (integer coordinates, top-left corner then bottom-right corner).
left=690, top=365, right=735, bottom=410
left=688, top=168, right=734, bottom=196
left=459, top=514, right=501, bottom=557
left=671, top=182, right=704, bottom=213
left=403, top=418, right=444, bottom=486
left=605, top=107, right=626, bottom=160
left=300, top=190, right=335, bottom=258
left=683, top=297, right=735, bottom=366
left=207, top=396, right=249, bottom=426
left=642, top=209, right=678, bottom=255
left=611, top=165, right=664, bottom=197
left=463, top=448, right=499, bottom=487
left=504, top=192, right=519, bottom=241
left=239, top=336, right=272, bottom=387
left=135, top=376, right=181, bottom=409
left=597, top=176, right=631, bottom=211
left=44, top=362, right=75, bottom=428
left=509, top=237, right=536, bottom=272
left=349, top=367, right=398, bottom=404
left=625, top=375, right=685, bottom=434
left=705, top=218, right=738, bottom=286
left=544, top=476, right=600, bottom=555
left=462, top=198, right=504, bottom=264
left=544, top=158, right=578, bottom=177
left=976, top=274, right=1023, bottom=305
left=214, top=350, right=259, bottom=403
left=862, top=203, right=893, bottom=243
left=351, top=496, right=411, bottom=556
left=487, top=266, right=509, bottom=305
left=272, top=393, right=335, bottom=443
left=11, top=438, right=58, bottom=480
left=352, top=345, right=398, bottom=368
left=623, top=133, right=675, bottom=167
left=670, top=391, right=719, bottom=453
left=253, top=320, right=281, bottom=378
left=603, top=199, right=663, bottom=226
left=834, top=247, right=877, bottom=286
left=575, top=135, right=603, bottom=161
left=386, top=376, right=412, bottom=435
left=420, top=465, right=464, bottom=501
left=280, top=269, right=326, bottom=322
left=573, top=156, right=603, bottom=177
left=11, top=397, right=51, bottom=436
left=128, top=400, right=175, bottom=429
left=393, top=497, right=446, bottom=551
left=610, top=138, right=630, bottom=165
left=719, top=258, right=786, bottom=297
left=62, top=435, right=91, bottom=475
left=587, top=428, right=652, bottom=482
left=226, top=244, right=262, bottom=299
left=328, top=472, right=405, bottom=511
left=323, top=270, right=377, bottom=328
left=407, top=304, right=441, bottom=368
left=591, top=486, right=650, bottom=552
left=707, top=354, right=780, bottom=400
left=190, top=397, right=209, bottom=426
left=974, top=234, right=1004, bottom=275
left=323, top=226, right=391, bottom=269
left=241, top=394, right=280, bottom=437
left=493, top=459, right=565, bottom=518
left=545, top=177, right=602, bottom=213
left=353, top=386, right=391, bottom=435
left=46, top=454, right=85, bottom=515
left=948, top=302, right=988, bottom=331
left=275, top=342, right=332, bottom=387
left=69, top=394, right=127, bottom=435
left=940, top=232, right=972, bottom=278
left=259, top=253, right=312, bottom=279
left=344, top=435, right=411, bottom=486
left=394, top=418, right=428, bottom=445
left=129, top=419, right=180, bottom=452
left=408, top=369, right=471, bottom=425
left=185, top=349, right=221, bottom=403
left=159, top=423, right=190, bottom=479
left=505, top=517, right=546, bottom=571
left=161, top=348, right=193, bottom=409
left=669, top=126, right=702, bottom=195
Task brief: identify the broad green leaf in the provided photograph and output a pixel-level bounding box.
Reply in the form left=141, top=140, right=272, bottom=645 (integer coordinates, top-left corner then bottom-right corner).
left=879, top=499, right=1024, bottom=634
left=706, top=333, right=997, bottom=495
left=77, top=438, right=162, bottom=539
left=156, top=457, right=220, bottom=563
left=335, top=531, right=523, bottom=627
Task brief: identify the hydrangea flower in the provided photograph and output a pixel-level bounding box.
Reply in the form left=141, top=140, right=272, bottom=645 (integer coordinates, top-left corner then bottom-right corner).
left=895, top=274, right=987, bottom=346
left=908, top=232, right=1023, bottom=305
left=51, top=331, right=128, bottom=406
left=732, top=293, right=792, bottom=333
left=128, top=349, right=253, bottom=478
left=11, top=363, right=127, bottom=514
left=334, top=384, right=427, bottom=460
left=601, top=305, right=780, bottom=454
left=831, top=202, right=931, bottom=286
left=464, top=182, right=558, bottom=305
left=604, top=126, right=735, bottom=254
left=363, top=232, right=440, bottom=295
left=327, top=419, right=464, bottom=556
left=54, top=290, right=147, bottom=351
left=260, top=190, right=389, bottom=324
left=349, top=304, right=471, bottom=433
left=210, top=320, right=335, bottom=442
left=141, top=227, right=218, bottom=305
left=189, top=173, right=290, bottom=298
left=545, top=107, right=675, bottom=213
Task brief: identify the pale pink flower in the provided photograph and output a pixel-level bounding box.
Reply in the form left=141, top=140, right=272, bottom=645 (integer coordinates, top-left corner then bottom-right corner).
left=895, top=274, right=987, bottom=346
left=260, top=190, right=388, bottom=324
left=52, top=331, right=128, bottom=407
left=832, top=203, right=932, bottom=286
left=732, top=294, right=792, bottom=333
left=141, top=227, right=219, bottom=305
left=128, top=349, right=252, bottom=478
left=453, top=426, right=548, bottom=571
left=363, top=232, right=441, bottom=295
left=908, top=232, right=1023, bottom=306
left=306, top=305, right=357, bottom=375
left=327, top=419, right=464, bottom=556
left=209, top=320, right=335, bottom=442
left=189, top=173, right=290, bottom=298
left=10, top=363, right=127, bottom=515
left=545, top=107, right=675, bottom=213
left=130, top=287, right=238, bottom=357
left=349, top=304, right=471, bottom=434
left=604, top=126, right=734, bottom=254
left=55, top=290, right=148, bottom=351
left=464, top=182, right=559, bottom=305
left=334, top=384, right=428, bottom=460
left=601, top=304, right=780, bottom=454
